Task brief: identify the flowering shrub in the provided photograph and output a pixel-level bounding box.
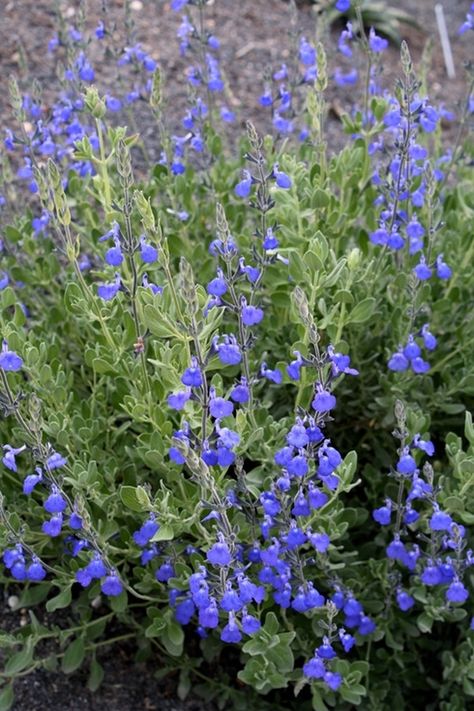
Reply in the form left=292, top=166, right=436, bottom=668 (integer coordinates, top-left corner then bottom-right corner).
left=0, top=1, right=473, bottom=709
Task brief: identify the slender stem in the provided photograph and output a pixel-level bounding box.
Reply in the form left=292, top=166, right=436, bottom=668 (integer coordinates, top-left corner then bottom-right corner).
left=95, top=118, right=112, bottom=214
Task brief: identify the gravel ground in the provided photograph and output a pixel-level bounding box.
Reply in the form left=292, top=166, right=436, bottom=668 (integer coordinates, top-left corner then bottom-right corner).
left=0, top=1, right=472, bottom=709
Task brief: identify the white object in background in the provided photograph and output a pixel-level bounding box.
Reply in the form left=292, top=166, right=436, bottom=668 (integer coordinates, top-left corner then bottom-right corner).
left=435, top=4, right=456, bottom=79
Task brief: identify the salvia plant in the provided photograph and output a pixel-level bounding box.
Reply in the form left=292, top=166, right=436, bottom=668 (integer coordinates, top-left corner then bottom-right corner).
left=0, top=0, right=473, bottom=709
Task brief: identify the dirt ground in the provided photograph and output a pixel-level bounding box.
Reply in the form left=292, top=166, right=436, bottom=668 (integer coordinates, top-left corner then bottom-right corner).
left=0, top=0, right=472, bottom=155
left=0, top=1, right=472, bottom=709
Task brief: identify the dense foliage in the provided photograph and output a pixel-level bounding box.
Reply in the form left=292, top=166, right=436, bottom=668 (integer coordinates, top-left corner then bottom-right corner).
left=0, top=1, right=473, bottom=709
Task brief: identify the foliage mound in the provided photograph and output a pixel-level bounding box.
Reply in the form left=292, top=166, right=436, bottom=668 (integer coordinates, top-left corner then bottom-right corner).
left=0, top=1, right=473, bottom=709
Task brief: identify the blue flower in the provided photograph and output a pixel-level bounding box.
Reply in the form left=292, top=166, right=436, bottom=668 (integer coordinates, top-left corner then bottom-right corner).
left=207, top=270, right=227, bottom=296
left=412, top=434, right=434, bottom=456
left=324, top=671, right=343, bottom=691
left=106, top=95, right=122, bottom=113
left=209, top=394, right=234, bottom=419
left=2, top=444, right=26, bottom=472
left=101, top=572, right=123, bottom=596
left=287, top=424, right=309, bottom=448
left=220, top=584, right=242, bottom=612
left=95, top=21, right=105, bottom=39
left=230, top=379, right=250, bottom=403
left=133, top=516, right=159, bottom=546
left=220, top=612, right=242, bottom=643
left=42, top=513, right=63, bottom=537
left=299, top=37, right=316, bottom=66
left=272, top=163, right=292, bottom=189
left=44, top=486, right=67, bottom=514
left=388, top=350, right=409, bottom=371
left=181, top=358, right=203, bottom=388
left=396, top=589, right=415, bottom=611
left=0, top=340, right=23, bottom=371
left=199, top=600, right=219, bottom=628
left=386, top=538, right=406, bottom=561
left=140, top=237, right=158, bottom=263
left=167, top=389, right=191, bottom=410
left=429, top=508, right=453, bottom=531
left=338, top=22, right=354, bottom=57
left=259, top=88, right=273, bottom=106
left=403, top=335, right=421, bottom=360
left=308, top=531, right=330, bottom=552
left=414, top=256, right=432, bottom=280
left=241, top=611, right=260, bottom=635
left=214, top=335, right=241, bottom=365
left=98, top=273, right=121, bottom=301
left=446, top=580, right=469, bottom=603
left=303, top=656, right=326, bottom=679
left=411, top=356, right=430, bottom=374
left=317, top=638, right=336, bottom=660
left=235, top=170, right=252, bottom=198
left=69, top=512, right=83, bottom=530
left=312, top=386, right=336, bottom=412
left=421, top=563, right=442, bottom=585
left=241, top=302, right=264, bottom=327
left=75, top=52, right=95, bottom=82
left=153, top=557, right=174, bottom=580
left=373, top=502, right=392, bottom=525
left=369, top=27, right=388, bottom=53
left=27, top=558, right=46, bottom=581
left=421, top=325, right=437, bottom=350
left=86, top=555, right=108, bottom=579
left=260, top=363, right=282, bottom=384
left=339, top=629, right=355, bottom=652
left=335, top=0, right=351, bottom=10
left=47, top=451, right=67, bottom=470
left=334, top=67, right=358, bottom=86
left=436, top=254, right=452, bottom=279
left=23, top=467, right=43, bottom=494
left=207, top=536, right=232, bottom=566
left=397, top=449, right=417, bottom=475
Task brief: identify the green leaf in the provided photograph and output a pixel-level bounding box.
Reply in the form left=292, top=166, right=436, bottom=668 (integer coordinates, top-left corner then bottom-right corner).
left=465, top=412, right=474, bottom=446
left=0, top=684, right=14, bottom=711
left=120, top=485, right=150, bottom=512
left=417, top=612, right=433, bottom=633
left=263, top=612, right=280, bottom=636
left=110, top=590, right=128, bottom=613
left=177, top=669, right=191, bottom=700
left=348, top=297, right=376, bottom=324
left=151, top=524, right=174, bottom=542
left=46, top=586, right=72, bottom=613
left=62, top=638, right=85, bottom=674
left=87, top=658, right=105, bottom=692
left=143, top=304, right=183, bottom=339
left=5, top=642, right=34, bottom=675
left=0, top=286, right=16, bottom=310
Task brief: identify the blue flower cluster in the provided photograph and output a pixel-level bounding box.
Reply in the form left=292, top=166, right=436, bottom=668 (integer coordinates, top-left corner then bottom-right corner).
left=0, top=348, right=123, bottom=598
left=3, top=544, right=46, bottom=581
left=373, top=420, right=473, bottom=613
left=3, top=20, right=155, bottom=238
left=388, top=325, right=436, bottom=374
left=258, top=31, right=318, bottom=138
left=163, top=0, right=235, bottom=174
left=97, top=221, right=160, bottom=301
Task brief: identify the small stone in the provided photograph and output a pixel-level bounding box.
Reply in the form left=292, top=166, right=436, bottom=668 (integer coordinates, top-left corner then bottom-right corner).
left=7, top=595, right=19, bottom=609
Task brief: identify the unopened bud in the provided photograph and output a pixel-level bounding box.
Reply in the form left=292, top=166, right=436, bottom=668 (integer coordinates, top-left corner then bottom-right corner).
left=150, top=68, right=163, bottom=110
left=83, top=86, right=106, bottom=119
left=347, top=248, right=361, bottom=270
